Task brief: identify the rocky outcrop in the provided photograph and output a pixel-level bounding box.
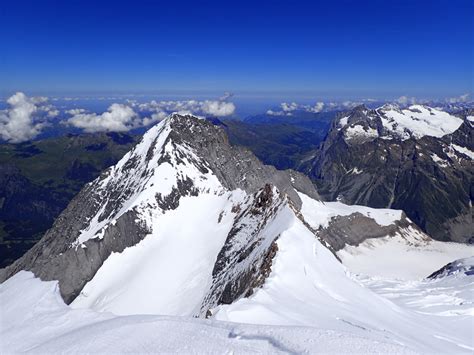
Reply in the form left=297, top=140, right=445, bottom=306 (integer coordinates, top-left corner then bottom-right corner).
left=317, top=212, right=427, bottom=251
left=201, top=185, right=287, bottom=315
left=427, top=257, right=474, bottom=279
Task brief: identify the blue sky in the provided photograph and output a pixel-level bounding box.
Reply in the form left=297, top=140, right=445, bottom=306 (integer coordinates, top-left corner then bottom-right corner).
left=1, top=0, right=472, bottom=99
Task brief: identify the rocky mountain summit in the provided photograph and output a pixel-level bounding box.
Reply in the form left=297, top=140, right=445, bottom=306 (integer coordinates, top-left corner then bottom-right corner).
left=308, top=104, right=473, bottom=243
left=0, top=114, right=318, bottom=307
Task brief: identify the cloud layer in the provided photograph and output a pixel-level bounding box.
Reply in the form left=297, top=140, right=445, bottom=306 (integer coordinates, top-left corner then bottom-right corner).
left=0, top=92, right=57, bottom=143
left=66, top=104, right=139, bottom=133
left=65, top=96, right=236, bottom=133
left=446, top=93, right=470, bottom=104
left=266, top=101, right=361, bottom=116
left=131, top=98, right=236, bottom=118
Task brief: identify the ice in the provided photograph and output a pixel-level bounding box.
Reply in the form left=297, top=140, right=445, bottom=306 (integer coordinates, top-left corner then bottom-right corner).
left=337, top=233, right=474, bottom=280
left=344, top=124, right=379, bottom=140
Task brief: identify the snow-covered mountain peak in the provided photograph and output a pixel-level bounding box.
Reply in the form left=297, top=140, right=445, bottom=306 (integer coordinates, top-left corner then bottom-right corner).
left=337, top=104, right=464, bottom=142
left=378, top=102, right=401, bottom=112
left=376, top=104, right=463, bottom=140
left=1, top=113, right=320, bottom=305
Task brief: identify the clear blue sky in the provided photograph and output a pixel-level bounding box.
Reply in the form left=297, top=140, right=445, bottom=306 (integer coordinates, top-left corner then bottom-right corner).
left=1, top=0, right=472, bottom=99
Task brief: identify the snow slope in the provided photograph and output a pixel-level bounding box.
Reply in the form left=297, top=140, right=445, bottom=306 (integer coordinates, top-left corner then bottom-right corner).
left=299, top=192, right=402, bottom=227
left=0, top=272, right=415, bottom=354
left=214, top=214, right=474, bottom=353
left=338, top=235, right=474, bottom=280
left=298, top=191, right=474, bottom=280
left=359, top=264, right=474, bottom=318
left=72, top=192, right=246, bottom=316
left=344, top=124, right=379, bottom=141
left=3, top=190, right=472, bottom=353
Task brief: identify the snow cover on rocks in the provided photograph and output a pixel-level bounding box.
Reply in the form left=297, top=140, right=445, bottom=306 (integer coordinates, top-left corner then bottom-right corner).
left=299, top=192, right=402, bottom=228
left=75, top=116, right=223, bottom=246
left=377, top=104, right=463, bottom=140
left=72, top=192, right=246, bottom=316
left=338, top=104, right=463, bottom=141
left=451, top=144, right=474, bottom=160
left=344, top=125, right=379, bottom=141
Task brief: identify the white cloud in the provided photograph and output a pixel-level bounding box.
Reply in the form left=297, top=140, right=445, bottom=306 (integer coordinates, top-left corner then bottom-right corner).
left=66, top=108, right=87, bottom=115
left=66, top=104, right=139, bottom=133
left=201, top=100, right=236, bottom=116
left=219, top=92, right=234, bottom=101
left=267, top=101, right=330, bottom=116
left=446, top=93, right=470, bottom=104
left=308, top=102, right=325, bottom=113
left=266, top=109, right=289, bottom=116
left=0, top=92, right=55, bottom=143
left=281, top=102, right=299, bottom=112
left=131, top=95, right=236, bottom=119
left=65, top=93, right=237, bottom=133
left=396, top=96, right=416, bottom=105
left=39, top=104, right=59, bottom=117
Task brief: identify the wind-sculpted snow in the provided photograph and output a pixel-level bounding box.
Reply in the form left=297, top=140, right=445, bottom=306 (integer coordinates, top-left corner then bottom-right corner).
left=0, top=272, right=417, bottom=354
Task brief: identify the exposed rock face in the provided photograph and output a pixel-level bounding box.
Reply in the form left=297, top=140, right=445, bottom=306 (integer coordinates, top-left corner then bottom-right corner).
left=308, top=105, right=473, bottom=243
left=0, top=114, right=319, bottom=307
left=317, top=212, right=427, bottom=251
left=201, top=185, right=287, bottom=314
left=427, top=256, right=474, bottom=279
